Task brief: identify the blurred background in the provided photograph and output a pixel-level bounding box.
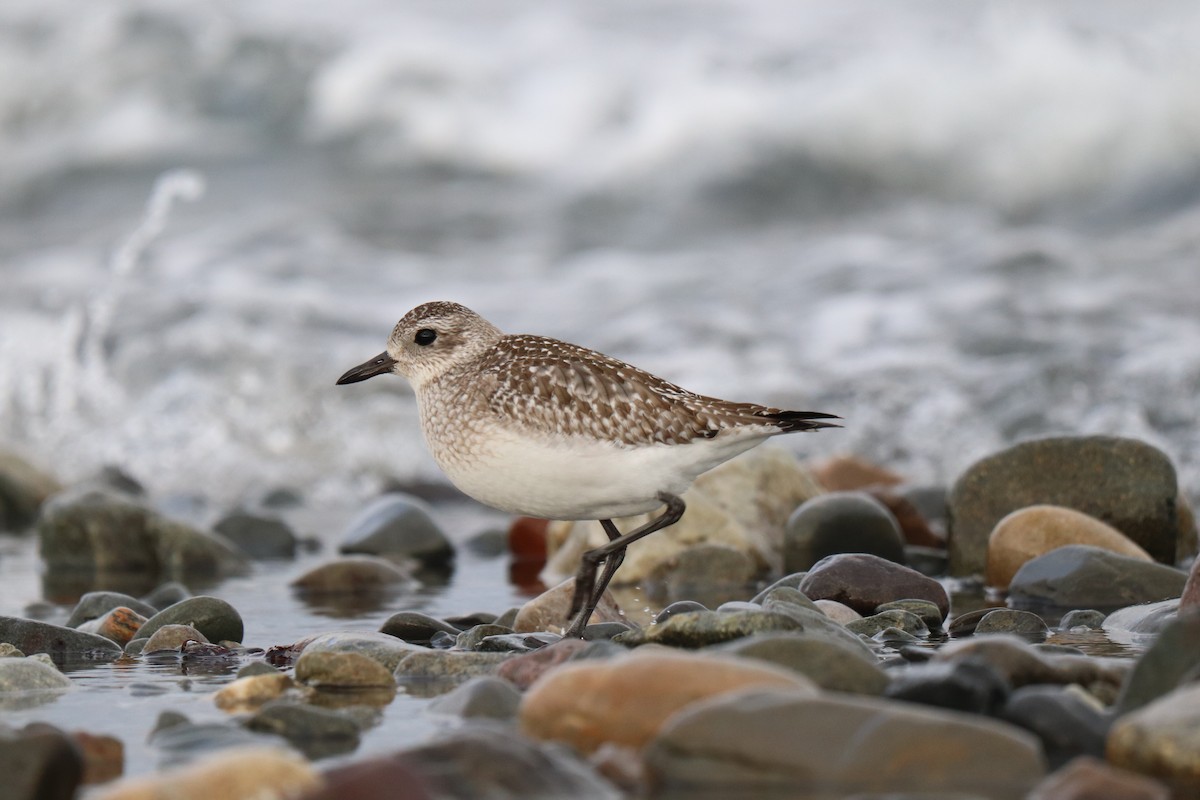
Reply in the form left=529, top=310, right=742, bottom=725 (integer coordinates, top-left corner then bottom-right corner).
left=2, top=0, right=1199, bottom=508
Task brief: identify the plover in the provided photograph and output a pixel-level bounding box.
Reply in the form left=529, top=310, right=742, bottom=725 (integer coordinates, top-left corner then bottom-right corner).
left=337, top=301, right=838, bottom=637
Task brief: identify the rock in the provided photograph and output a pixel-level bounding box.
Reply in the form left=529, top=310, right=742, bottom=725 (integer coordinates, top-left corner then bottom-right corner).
left=759, top=598, right=877, bottom=654
left=643, top=688, right=1045, bottom=798
left=0, top=451, right=61, bottom=532
left=394, top=650, right=513, bottom=696
left=1183, top=552, right=1200, bottom=612
left=946, top=607, right=997, bottom=637
left=244, top=702, right=361, bottom=760
left=496, top=639, right=597, bottom=690
left=884, top=659, right=1010, bottom=714
left=712, top=633, right=888, bottom=694
left=141, top=581, right=191, bottom=609
left=464, top=527, right=506, bottom=558
left=1003, top=685, right=1109, bottom=768
left=648, top=543, right=756, bottom=608
left=428, top=676, right=522, bottom=719
left=810, top=454, right=904, bottom=491
left=1059, top=609, right=1107, bottom=630
left=1103, top=600, right=1179, bottom=641
left=338, top=493, right=453, bottom=568
left=933, top=635, right=1128, bottom=696
left=1115, top=611, right=1200, bottom=714
left=814, top=599, right=862, bottom=624
left=0, top=657, right=73, bottom=708
left=904, top=544, right=949, bottom=576
left=866, top=487, right=945, bottom=547
left=295, top=651, right=396, bottom=689
left=238, top=661, right=281, bottom=679
left=0, top=721, right=84, bottom=800
left=37, top=488, right=247, bottom=585
left=0, top=617, right=122, bottom=661
left=614, top=609, right=804, bottom=648
left=1108, top=683, right=1200, bottom=791
left=512, top=577, right=624, bottom=634
left=136, top=596, right=243, bottom=645
left=213, top=673, right=295, bottom=712
left=213, top=511, right=297, bottom=559
left=784, top=492, right=905, bottom=572
left=378, top=611, right=462, bottom=645
left=93, top=747, right=320, bottom=800
left=975, top=609, right=1050, bottom=639
left=76, top=607, right=147, bottom=646
left=1028, top=756, right=1170, bottom=800
left=987, top=505, right=1153, bottom=589
left=875, top=598, right=944, bottom=629
left=519, top=650, right=815, bottom=754
left=142, top=624, right=209, bottom=652
left=296, top=754, right=433, bottom=800
left=1008, top=545, right=1186, bottom=609
left=454, top=623, right=516, bottom=650
left=290, top=556, right=416, bottom=594
left=298, top=631, right=423, bottom=672
left=655, top=600, right=709, bottom=623
left=73, top=730, right=124, bottom=786
left=508, top=516, right=549, bottom=562
left=0, top=643, right=23, bottom=658
left=1178, top=492, right=1198, bottom=564
left=846, top=609, right=929, bottom=638
left=65, top=591, right=158, bottom=628
left=799, top=553, right=950, bottom=619
left=948, top=436, right=1181, bottom=575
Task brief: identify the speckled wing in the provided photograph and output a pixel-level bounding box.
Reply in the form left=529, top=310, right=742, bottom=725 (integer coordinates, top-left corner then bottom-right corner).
left=474, top=334, right=825, bottom=447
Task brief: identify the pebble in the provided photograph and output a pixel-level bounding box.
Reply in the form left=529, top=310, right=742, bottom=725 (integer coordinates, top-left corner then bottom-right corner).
left=93, top=747, right=320, bottom=800
left=1008, top=545, right=1187, bottom=609
left=142, top=624, right=209, bottom=652
left=0, top=616, right=122, bottom=661
left=0, top=451, right=61, bottom=532
left=1027, top=755, right=1170, bottom=800
left=875, top=598, right=944, bottom=629
left=338, top=493, right=454, bottom=568
left=1002, top=684, right=1109, bottom=768
left=213, top=673, right=296, bottom=712
left=213, top=511, right=298, bottom=559
left=136, top=596, right=244, bottom=645
left=884, top=659, right=1009, bottom=714
left=974, top=608, right=1050, bottom=639
left=813, top=599, right=862, bottom=623
left=712, top=633, right=888, bottom=694
left=76, top=607, right=147, bottom=646
left=393, top=650, right=513, bottom=696
left=495, top=638, right=596, bottom=689
left=947, top=435, right=1181, bottom=575
left=798, top=552, right=950, bottom=619
left=946, top=607, right=996, bottom=637
left=866, top=487, right=944, bottom=548
left=809, top=454, right=903, bottom=491
left=1059, top=609, right=1107, bottom=630
left=36, top=487, right=248, bottom=583
left=378, top=611, right=462, bottom=645
left=759, top=597, right=877, bottom=654
left=290, top=556, right=417, bottom=595
left=846, top=609, right=929, bottom=638
left=297, top=631, right=423, bottom=672
left=655, top=600, right=708, bottom=623
left=1115, top=611, right=1200, bottom=714
left=295, top=650, right=397, bottom=689
left=512, top=577, right=624, bottom=634
left=0, top=721, right=83, bottom=800
left=519, top=650, right=816, bottom=754
left=784, top=491, right=906, bottom=572
left=0, top=643, right=23, bottom=658
left=65, top=592, right=158, bottom=628
left=987, top=504, right=1152, bottom=588
left=73, top=730, right=124, bottom=786
left=903, top=544, right=949, bottom=576
left=454, top=623, right=516, bottom=650
left=0, top=657, right=73, bottom=708
left=650, top=543, right=757, bottom=608
left=643, top=687, right=1045, bottom=798
left=1108, top=682, right=1200, bottom=792
left=749, top=572, right=807, bottom=603
left=141, top=581, right=191, bottom=610
left=615, top=609, right=803, bottom=648
left=471, top=631, right=559, bottom=653
left=933, top=635, right=1128, bottom=697
left=427, top=675, right=522, bottom=719
left=1183, top=552, right=1200, bottom=611
left=244, top=701, right=361, bottom=760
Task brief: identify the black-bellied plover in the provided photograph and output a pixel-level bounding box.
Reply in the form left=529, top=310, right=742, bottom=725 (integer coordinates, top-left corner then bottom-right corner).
left=336, top=301, right=839, bottom=638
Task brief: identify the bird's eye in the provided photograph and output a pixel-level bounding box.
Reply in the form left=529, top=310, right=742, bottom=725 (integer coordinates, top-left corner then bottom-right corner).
left=414, top=328, right=438, bottom=346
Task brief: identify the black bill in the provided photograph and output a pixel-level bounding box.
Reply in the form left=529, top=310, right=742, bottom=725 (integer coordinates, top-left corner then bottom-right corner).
left=336, top=352, right=397, bottom=385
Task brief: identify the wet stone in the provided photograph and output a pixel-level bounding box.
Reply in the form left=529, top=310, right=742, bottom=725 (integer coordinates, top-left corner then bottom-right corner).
left=443, top=611, right=498, bottom=629
left=814, top=599, right=862, bottom=624
left=884, top=659, right=1010, bottom=715
left=137, top=596, right=244, bottom=645
left=295, top=650, right=398, bottom=689
left=1008, top=545, right=1187, bottom=609
left=0, top=643, right=23, bottom=658
left=141, top=581, right=192, bottom=610
left=975, top=609, right=1050, bottom=639
left=749, top=572, right=807, bottom=604
left=650, top=543, right=757, bottom=608
left=379, top=611, right=462, bottom=645
left=712, top=633, right=888, bottom=695
left=581, top=621, right=633, bottom=641
left=1116, top=611, right=1200, bottom=714
left=0, top=617, right=122, bottom=661
left=0, top=721, right=83, bottom=800
left=799, top=552, right=950, bottom=619
left=846, top=609, right=929, bottom=638
left=1059, top=609, right=1107, bottom=630
left=496, top=638, right=598, bottom=690
left=65, top=591, right=158, bottom=628
left=214, top=673, right=296, bottom=713
left=655, top=600, right=708, bottom=623
left=1027, top=756, right=1170, bottom=800
left=759, top=598, right=877, bottom=655
left=1002, top=684, right=1109, bottom=769
left=394, top=650, right=513, bottom=696
left=244, top=701, right=361, bottom=760
left=758, top=585, right=821, bottom=613
left=947, top=607, right=995, bottom=637
left=455, top=623, right=516, bottom=650
left=784, top=491, right=905, bottom=572
left=213, top=511, right=298, bottom=559
left=76, top=607, right=147, bottom=646
left=427, top=675, right=522, bottom=719
left=0, top=657, right=72, bottom=696
left=142, top=624, right=208, bottom=652
left=298, top=632, right=425, bottom=672
left=875, top=599, right=944, bottom=629
left=237, top=661, right=281, bottom=679
left=933, top=634, right=1128, bottom=695
left=513, top=577, right=624, bottom=635
left=97, top=745, right=319, bottom=800
left=338, top=493, right=454, bottom=568
left=290, top=556, right=416, bottom=595
left=73, top=729, right=124, bottom=786
left=1103, top=599, right=1178, bottom=637
left=1108, top=682, right=1200, bottom=792
left=474, top=631, right=560, bottom=653
left=614, top=609, right=802, bottom=648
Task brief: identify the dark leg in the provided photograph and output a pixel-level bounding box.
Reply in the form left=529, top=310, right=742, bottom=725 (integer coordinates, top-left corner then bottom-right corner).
left=563, top=492, right=686, bottom=639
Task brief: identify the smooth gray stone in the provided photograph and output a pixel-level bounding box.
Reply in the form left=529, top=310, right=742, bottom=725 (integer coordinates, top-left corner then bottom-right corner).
left=1116, top=612, right=1200, bottom=714
left=301, top=631, right=424, bottom=672
left=213, top=511, right=297, bottom=559
left=379, top=611, right=462, bottom=644
left=1002, top=685, right=1109, bottom=769
left=427, top=675, right=522, bottom=719
left=712, top=633, right=887, bottom=695
left=885, top=659, right=1010, bottom=715
left=338, top=493, right=454, bottom=567
left=64, top=591, right=157, bottom=628
left=0, top=720, right=83, bottom=800
left=846, top=609, right=929, bottom=638
left=1008, top=545, right=1186, bottom=609
left=975, top=609, right=1049, bottom=639
left=0, top=617, right=122, bottom=661
left=136, top=596, right=244, bottom=645
left=784, top=491, right=905, bottom=572
left=244, top=701, right=361, bottom=759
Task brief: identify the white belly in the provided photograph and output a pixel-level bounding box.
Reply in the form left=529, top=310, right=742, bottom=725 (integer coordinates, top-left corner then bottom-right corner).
left=428, top=424, right=768, bottom=520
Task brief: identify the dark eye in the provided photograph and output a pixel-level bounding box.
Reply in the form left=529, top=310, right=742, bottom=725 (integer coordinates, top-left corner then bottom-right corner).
left=414, top=328, right=437, bottom=346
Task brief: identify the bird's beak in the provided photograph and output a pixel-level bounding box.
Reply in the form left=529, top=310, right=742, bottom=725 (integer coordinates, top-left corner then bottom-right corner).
left=336, top=352, right=397, bottom=385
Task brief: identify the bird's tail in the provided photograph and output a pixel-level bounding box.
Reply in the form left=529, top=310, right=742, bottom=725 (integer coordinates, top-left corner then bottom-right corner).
left=759, top=410, right=842, bottom=432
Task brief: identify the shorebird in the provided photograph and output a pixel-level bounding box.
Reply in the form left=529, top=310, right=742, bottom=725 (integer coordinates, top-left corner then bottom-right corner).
left=336, top=301, right=838, bottom=638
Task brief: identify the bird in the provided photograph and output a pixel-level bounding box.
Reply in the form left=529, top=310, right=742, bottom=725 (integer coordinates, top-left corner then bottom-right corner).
left=336, top=301, right=839, bottom=638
